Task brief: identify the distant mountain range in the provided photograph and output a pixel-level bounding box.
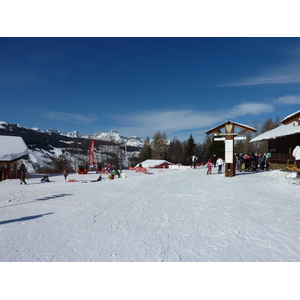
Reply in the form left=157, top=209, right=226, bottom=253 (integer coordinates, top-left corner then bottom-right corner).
left=0, top=121, right=145, bottom=148
left=0, top=121, right=144, bottom=173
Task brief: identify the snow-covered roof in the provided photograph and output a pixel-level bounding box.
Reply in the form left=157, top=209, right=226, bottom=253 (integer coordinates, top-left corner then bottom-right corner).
left=206, top=120, right=257, bottom=134
left=250, top=122, right=300, bottom=142
left=135, top=159, right=174, bottom=168
left=0, top=136, right=29, bottom=162
left=280, top=110, right=300, bottom=125
left=0, top=121, right=8, bottom=129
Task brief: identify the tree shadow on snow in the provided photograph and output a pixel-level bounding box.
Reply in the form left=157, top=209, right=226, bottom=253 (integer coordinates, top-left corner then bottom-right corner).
left=36, top=194, right=73, bottom=201
left=0, top=194, right=73, bottom=209
left=235, top=171, right=260, bottom=176
left=0, top=212, right=54, bottom=225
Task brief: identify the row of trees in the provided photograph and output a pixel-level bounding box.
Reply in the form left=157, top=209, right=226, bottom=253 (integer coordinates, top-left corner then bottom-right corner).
left=138, top=116, right=281, bottom=165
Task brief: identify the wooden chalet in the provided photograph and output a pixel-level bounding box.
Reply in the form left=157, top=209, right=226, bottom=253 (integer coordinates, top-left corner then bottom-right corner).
left=250, top=110, right=300, bottom=165
left=0, top=136, right=29, bottom=181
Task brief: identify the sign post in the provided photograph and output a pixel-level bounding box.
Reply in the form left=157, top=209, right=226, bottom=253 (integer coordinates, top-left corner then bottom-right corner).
left=205, top=121, right=257, bottom=177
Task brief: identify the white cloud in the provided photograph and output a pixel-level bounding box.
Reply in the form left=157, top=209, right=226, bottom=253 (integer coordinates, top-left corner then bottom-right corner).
left=222, top=62, right=300, bottom=87
left=112, top=102, right=274, bottom=140
left=226, top=102, right=274, bottom=117
left=273, top=95, right=300, bottom=105
left=44, top=111, right=97, bottom=125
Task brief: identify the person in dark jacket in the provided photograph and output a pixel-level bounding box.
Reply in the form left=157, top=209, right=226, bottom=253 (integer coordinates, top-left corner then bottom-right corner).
left=19, top=171, right=27, bottom=185
left=63, top=169, right=68, bottom=182
left=244, top=154, right=250, bottom=171
left=250, top=152, right=256, bottom=171
left=258, top=154, right=265, bottom=170
left=237, top=153, right=244, bottom=172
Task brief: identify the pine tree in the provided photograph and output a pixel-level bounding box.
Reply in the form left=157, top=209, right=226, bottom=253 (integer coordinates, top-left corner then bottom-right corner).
left=139, top=136, right=152, bottom=161
left=168, top=137, right=183, bottom=163
left=202, top=134, right=212, bottom=161
left=184, top=134, right=197, bottom=164
left=209, top=140, right=225, bottom=159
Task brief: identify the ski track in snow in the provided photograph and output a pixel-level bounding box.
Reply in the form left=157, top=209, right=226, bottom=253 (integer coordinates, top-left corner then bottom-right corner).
left=1, top=168, right=300, bottom=262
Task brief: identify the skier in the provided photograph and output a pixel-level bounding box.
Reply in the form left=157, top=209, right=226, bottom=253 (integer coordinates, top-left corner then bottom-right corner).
left=191, top=155, right=198, bottom=169
left=206, top=158, right=213, bottom=175
left=216, top=157, right=224, bottom=174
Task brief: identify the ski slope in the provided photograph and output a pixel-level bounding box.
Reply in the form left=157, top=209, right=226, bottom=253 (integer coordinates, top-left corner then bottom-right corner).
left=1, top=167, right=300, bottom=299
left=1, top=167, right=300, bottom=262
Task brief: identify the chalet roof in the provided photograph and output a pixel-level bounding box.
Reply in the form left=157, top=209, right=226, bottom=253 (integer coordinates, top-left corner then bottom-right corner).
left=280, top=110, right=300, bottom=125
left=135, top=159, right=174, bottom=168
left=205, top=120, right=257, bottom=135
left=250, top=122, right=300, bottom=142
left=0, top=136, right=29, bottom=162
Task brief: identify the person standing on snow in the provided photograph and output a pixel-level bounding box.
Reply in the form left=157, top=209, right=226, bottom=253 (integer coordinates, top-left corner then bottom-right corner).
left=192, top=155, right=198, bottom=169
left=216, top=157, right=224, bottom=174
left=258, top=154, right=266, bottom=171
left=19, top=171, right=27, bottom=185
left=206, top=158, right=213, bottom=175
left=63, top=169, right=68, bottom=182
left=212, top=155, right=217, bottom=167
left=292, top=145, right=300, bottom=178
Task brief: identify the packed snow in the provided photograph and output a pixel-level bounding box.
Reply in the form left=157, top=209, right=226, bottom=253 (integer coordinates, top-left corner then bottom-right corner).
left=1, top=166, right=300, bottom=262
left=1, top=166, right=300, bottom=299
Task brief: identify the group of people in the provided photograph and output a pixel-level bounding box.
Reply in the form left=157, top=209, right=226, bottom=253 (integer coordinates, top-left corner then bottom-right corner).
left=193, top=152, right=271, bottom=175
left=206, top=157, right=224, bottom=175
left=192, top=155, right=224, bottom=175
left=236, top=152, right=269, bottom=172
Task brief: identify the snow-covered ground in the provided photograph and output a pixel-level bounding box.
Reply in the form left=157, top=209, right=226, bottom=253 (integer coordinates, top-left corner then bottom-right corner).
left=2, top=167, right=300, bottom=262
left=1, top=167, right=300, bottom=297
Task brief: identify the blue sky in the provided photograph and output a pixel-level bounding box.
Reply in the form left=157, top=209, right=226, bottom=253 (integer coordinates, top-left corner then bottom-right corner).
left=1, top=37, right=300, bottom=143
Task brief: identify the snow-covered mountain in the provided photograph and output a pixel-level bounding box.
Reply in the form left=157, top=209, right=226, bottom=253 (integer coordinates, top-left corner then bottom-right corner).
left=42, top=128, right=144, bottom=148
left=1, top=122, right=145, bottom=173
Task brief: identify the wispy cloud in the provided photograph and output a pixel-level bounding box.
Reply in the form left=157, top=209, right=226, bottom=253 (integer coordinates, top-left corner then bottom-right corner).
left=112, top=102, right=274, bottom=140
left=273, top=94, right=300, bottom=105
left=41, top=111, right=97, bottom=125
left=222, top=62, right=300, bottom=87
left=227, top=102, right=273, bottom=117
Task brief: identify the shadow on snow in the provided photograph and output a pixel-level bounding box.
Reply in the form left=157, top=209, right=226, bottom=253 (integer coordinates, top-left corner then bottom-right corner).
left=0, top=194, right=73, bottom=208
left=0, top=212, right=54, bottom=225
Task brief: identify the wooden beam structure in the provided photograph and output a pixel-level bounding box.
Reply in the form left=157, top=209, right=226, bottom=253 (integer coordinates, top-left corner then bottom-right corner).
left=280, top=110, right=300, bottom=125
left=205, top=121, right=257, bottom=177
